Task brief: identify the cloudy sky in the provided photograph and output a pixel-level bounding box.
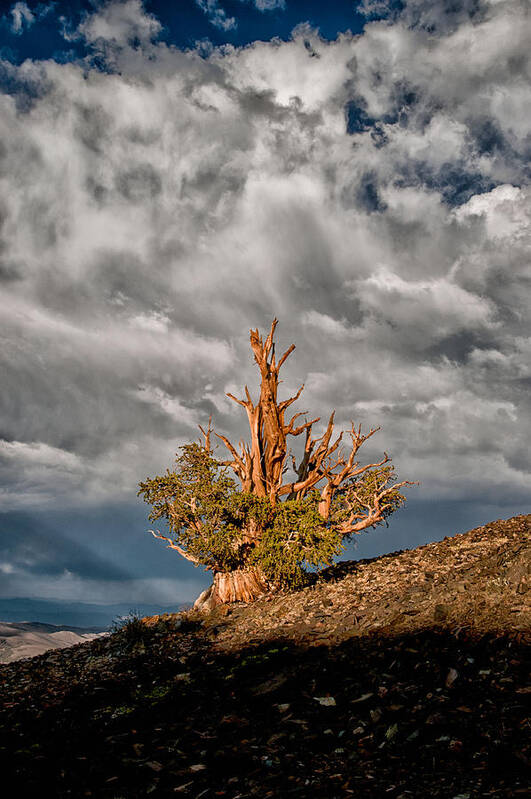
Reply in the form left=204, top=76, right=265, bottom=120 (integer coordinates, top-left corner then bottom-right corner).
left=0, top=0, right=529, bottom=619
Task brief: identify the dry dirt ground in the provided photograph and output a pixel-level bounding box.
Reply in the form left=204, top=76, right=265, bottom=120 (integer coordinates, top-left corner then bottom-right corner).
left=0, top=514, right=529, bottom=798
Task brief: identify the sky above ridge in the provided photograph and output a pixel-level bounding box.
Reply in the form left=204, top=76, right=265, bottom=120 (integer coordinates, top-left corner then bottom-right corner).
left=0, top=0, right=529, bottom=618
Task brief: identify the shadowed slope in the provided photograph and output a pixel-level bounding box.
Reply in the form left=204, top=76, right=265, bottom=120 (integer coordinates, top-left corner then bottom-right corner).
left=0, top=515, right=529, bottom=798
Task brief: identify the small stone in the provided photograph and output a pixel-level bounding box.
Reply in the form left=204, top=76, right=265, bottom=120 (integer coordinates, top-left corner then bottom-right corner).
left=385, top=723, right=398, bottom=741
left=445, top=668, right=458, bottom=688
left=314, top=696, right=336, bottom=706
left=174, top=673, right=191, bottom=683
left=351, top=692, right=374, bottom=704
left=252, top=674, right=288, bottom=695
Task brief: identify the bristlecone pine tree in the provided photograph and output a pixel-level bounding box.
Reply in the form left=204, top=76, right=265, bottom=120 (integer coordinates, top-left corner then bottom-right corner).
left=139, top=319, right=413, bottom=611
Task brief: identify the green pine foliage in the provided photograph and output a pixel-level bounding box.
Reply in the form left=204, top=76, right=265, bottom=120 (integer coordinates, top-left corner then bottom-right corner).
left=250, top=491, right=344, bottom=588
left=138, top=443, right=245, bottom=572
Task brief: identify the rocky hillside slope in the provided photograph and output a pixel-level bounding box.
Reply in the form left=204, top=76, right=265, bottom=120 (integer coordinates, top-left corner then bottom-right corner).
left=0, top=514, right=529, bottom=798
left=200, top=513, right=530, bottom=650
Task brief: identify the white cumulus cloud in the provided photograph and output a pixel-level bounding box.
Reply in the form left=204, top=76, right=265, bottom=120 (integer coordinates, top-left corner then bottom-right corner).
left=77, top=0, right=162, bottom=47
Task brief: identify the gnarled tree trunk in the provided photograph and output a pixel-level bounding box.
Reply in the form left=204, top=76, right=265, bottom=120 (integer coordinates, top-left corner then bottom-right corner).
left=193, top=567, right=269, bottom=612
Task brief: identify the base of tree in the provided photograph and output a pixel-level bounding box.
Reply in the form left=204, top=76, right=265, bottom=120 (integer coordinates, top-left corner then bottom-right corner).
left=193, top=568, right=270, bottom=612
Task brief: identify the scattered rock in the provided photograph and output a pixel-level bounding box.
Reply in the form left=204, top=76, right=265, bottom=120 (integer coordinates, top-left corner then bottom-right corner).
left=352, top=692, right=374, bottom=705
left=445, top=668, right=459, bottom=688
left=251, top=674, right=288, bottom=695
left=313, top=696, right=336, bottom=706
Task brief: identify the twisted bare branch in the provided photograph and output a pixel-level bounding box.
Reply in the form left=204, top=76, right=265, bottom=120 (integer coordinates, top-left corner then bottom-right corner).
left=149, top=530, right=203, bottom=565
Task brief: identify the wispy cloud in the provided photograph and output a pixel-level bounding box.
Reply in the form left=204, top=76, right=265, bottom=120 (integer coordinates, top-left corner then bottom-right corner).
left=195, top=0, right=237, bottom=31
left=9, top=2, right=35, bottom=34
left=5, top=1, right=56, bottom=36
left=251, top=0, right=286, bottom=10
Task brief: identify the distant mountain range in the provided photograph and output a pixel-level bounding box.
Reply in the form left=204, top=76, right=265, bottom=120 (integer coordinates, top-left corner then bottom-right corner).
left=0, top=597, right=190, bottom=630
left=0, top=621, right=108, bottom=663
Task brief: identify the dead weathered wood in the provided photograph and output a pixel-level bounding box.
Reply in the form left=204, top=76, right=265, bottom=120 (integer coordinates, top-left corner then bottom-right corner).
left=217, top=318, right=410, bottom=530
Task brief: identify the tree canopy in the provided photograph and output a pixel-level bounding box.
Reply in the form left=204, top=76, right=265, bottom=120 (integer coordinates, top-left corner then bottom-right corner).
left=139, top=319, right=413, bottom=607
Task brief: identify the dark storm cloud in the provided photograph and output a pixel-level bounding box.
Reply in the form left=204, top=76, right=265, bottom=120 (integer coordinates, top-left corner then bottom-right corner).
left=0, top=512, right=127, bottom=581
left=0, top=506, right=209, bottom=603
left=0, top=0, right=529, bottom=606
